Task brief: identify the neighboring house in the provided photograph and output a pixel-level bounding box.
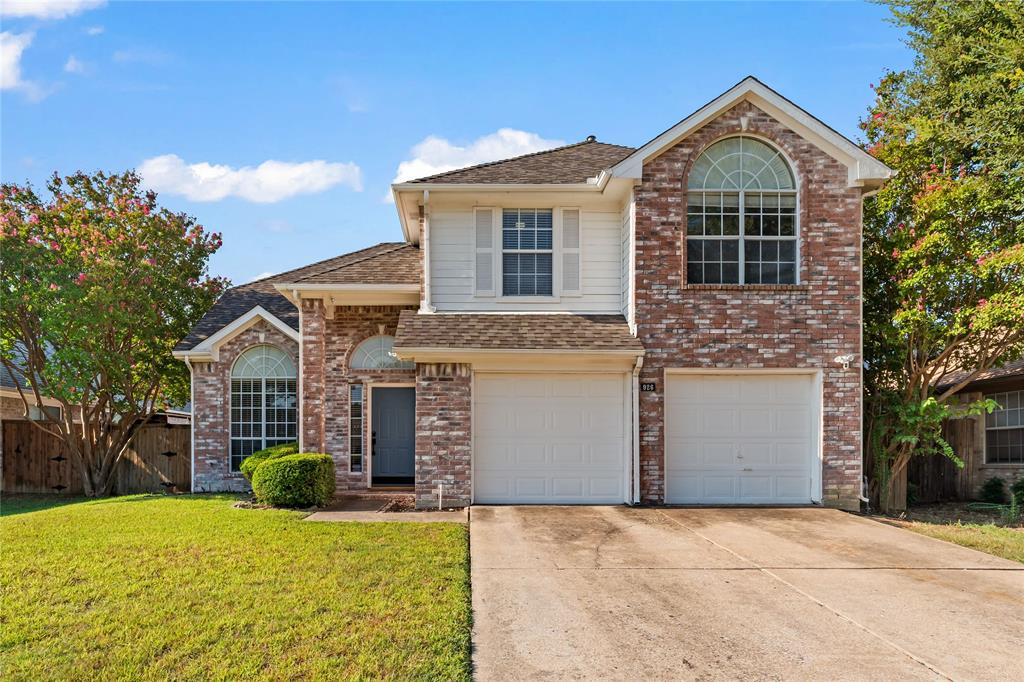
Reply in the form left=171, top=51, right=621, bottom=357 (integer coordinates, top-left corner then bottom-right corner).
left=926, top=359, right=1024, bottom=500
left=174, top=76, right=892, bottom=510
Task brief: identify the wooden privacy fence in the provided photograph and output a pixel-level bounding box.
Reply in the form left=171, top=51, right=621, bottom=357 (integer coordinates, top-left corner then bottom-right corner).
left=1, top=420, right=191, bottom=494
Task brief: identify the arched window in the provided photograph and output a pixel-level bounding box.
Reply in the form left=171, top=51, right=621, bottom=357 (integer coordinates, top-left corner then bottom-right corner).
left=350, top=335, right=414, bottom=370
left=686, top=136, right=798, bottom=285
left=230, top=345, right=297, bottom=472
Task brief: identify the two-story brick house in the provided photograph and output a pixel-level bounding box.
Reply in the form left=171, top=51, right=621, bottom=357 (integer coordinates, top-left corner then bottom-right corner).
left=174, top=77, right=892, bottom=510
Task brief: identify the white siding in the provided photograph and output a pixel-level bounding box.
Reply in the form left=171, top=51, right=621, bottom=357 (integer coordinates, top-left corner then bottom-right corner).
left=430, top=207, right=624, bottom=312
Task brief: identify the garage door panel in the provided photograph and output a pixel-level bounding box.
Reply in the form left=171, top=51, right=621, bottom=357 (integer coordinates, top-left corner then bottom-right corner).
left=474, top=372, right=627, bottom=504
left=703, top=408, right=738, bottom=433
left=666, top=374, right=818, bottom=505
left=740, top=408, right=773, bottom=435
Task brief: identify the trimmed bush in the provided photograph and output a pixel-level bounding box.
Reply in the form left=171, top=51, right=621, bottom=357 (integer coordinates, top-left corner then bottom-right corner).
left=979, top=476, right=1007, bottom=504
left=239, top=442, right=298, bottom=482
left=251, top=453, right=335, bottom=508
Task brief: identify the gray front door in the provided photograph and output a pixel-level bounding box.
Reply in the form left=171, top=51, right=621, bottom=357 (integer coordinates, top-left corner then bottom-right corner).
left=371, top=387, right=415, bottom=483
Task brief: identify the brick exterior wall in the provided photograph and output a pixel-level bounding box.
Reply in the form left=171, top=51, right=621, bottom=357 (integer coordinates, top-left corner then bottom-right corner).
left=191, top=320, right=299, bottom=492
left=634, top=101, right=864, bottom=509
left=299, top=300, right=418, bottom=490
left=414, top=363, right=472, bottom=509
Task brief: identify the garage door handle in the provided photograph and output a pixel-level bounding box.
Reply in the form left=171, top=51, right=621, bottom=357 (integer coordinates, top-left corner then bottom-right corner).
left=742, top=467, right=753, bottom=472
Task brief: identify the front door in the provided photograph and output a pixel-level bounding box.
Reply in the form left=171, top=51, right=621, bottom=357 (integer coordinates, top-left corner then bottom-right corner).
left=371, top=387, right=415, bottom=484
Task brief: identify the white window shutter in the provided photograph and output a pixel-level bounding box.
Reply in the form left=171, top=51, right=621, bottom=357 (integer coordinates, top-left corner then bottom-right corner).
left=561, top=208, right=581, bottom=295
left=474, top=208, right=495, bottom=296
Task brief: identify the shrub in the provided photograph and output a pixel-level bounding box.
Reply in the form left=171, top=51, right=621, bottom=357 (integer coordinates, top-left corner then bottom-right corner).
left=239, top=442, right=298, bottom=482
left=251, top=453, right=335, bottom=508
left=1011, top=478, right=1024, bottom=506
left=979, top=476, right=1007, bottom=504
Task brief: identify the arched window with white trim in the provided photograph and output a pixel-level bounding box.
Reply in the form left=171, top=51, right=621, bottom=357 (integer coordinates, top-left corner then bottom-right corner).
left=230, top=345, right=297, bottom=472
left=686, top=136, right=798, bottom=285
left=349, top=335, right=414, bottom=370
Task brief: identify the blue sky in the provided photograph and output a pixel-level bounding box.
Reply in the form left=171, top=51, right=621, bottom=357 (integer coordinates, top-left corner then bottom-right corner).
left=2, top=1, right=912, bottom=285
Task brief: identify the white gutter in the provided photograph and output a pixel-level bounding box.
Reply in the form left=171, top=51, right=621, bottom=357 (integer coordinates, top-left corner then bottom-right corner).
left=631, top=355, right=643, bottom=505
left=184, top=357, right=196, bottom=493
left=391, top=181, right=606, bottom=193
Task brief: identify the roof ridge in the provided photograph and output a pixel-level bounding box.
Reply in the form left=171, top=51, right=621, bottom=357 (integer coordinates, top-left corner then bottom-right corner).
left=290, top=242, right=413, bottom=283
left=407, top=138, right=635, bottom=183
left=238, top=242, right=409, bottom=289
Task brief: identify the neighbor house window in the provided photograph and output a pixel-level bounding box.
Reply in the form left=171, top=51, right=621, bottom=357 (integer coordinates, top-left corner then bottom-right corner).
left=985, top=390, right=1023, bottom=464
left=350, top=335, right=414, bottom=370
left=230, top=345, right=297, bottom=472
left=502, top=208, right=553, bottom=296
left=350, top=384, right=364, bottom=473
left=686, top=136, right=798, bottom=285
left=28, top=405, right=62, bottom=422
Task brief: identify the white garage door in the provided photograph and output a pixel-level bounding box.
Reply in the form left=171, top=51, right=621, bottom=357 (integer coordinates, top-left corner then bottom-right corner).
left=474, top=373, right=627, bottom=504
left=665, top=373, right=819, bottom=504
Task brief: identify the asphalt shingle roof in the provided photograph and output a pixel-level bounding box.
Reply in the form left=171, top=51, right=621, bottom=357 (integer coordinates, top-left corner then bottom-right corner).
left=936, top=357, right=1024, bottom=391
left=392, top=311, right=643, bottom=353
left=405, top=139, right=635, bottom=185
left=176, top=242, right=420, bottom=351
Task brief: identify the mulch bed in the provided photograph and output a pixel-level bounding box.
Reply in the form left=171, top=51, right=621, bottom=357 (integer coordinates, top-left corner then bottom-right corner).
left=880, top=501, right=1022, bottom=528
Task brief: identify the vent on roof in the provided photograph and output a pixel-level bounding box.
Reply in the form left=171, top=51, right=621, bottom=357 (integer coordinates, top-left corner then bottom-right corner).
left=585, top=135, right=596, bottom=142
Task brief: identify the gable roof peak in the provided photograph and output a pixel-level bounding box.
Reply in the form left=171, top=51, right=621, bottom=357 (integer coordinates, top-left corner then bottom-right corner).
left=611, top=75, right=893, bottom=190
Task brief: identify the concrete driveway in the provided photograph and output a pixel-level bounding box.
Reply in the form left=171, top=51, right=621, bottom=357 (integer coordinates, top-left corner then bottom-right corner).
left=470, top=506, right=1023, bottom=681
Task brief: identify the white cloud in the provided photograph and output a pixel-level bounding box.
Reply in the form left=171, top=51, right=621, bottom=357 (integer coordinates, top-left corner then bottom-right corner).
left=248, top=272, right=277, bottom=283
left=391, top=128, right=565, bottom=186
left=85, top=25, right=104, bottom=36
left=138, top=154, right=364, bottom=203
left=1, top=0, right=106, bottom=20
left=64, top=54, right=86, bottom=74
left=0, top=31, right=45, bottom=100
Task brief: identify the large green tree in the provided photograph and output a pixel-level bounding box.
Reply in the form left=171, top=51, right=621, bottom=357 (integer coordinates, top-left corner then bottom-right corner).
left=862, top=0, right=1024, bottom=510
left=0, top=171, right=228, bottom=496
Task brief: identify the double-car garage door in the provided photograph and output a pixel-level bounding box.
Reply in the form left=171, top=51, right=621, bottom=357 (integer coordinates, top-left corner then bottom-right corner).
left=472, top=371, right=820, bottom=505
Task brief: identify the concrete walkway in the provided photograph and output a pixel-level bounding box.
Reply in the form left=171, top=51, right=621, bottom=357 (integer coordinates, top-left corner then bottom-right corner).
left=470, top=506, right=1023, bottom=681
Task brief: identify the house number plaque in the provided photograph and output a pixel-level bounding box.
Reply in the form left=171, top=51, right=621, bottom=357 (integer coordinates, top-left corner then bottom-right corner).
left=640, top=382, right=656, bottom=392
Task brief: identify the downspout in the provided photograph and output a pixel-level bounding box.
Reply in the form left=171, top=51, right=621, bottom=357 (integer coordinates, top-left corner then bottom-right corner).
left=295, top=289, right=304, bottom=453
left=419, top=190, right=435, bottom=313
left=184, top=357, right=195, bottom=493
left=632, top=355, right=643, bottom=505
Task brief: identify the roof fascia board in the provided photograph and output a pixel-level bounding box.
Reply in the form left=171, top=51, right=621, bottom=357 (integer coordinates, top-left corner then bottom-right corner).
left=392, top=182, right=602, bottom=193
left=273, top=283, right=420, bottom=292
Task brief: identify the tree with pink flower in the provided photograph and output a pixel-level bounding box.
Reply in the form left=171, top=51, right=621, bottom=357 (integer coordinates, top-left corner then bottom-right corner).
left=861, top=1, right=1024, bottom=511
left=0, top=171, right=228, bottom=496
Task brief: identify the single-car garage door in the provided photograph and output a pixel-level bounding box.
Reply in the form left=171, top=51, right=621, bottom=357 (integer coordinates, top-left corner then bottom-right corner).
left=474, top=372, right=627, bottom=504
left=665, top=373, right=819, bottom=504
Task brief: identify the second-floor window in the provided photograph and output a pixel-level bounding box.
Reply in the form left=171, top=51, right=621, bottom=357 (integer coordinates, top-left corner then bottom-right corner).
left=686, top=136, right=798, bottom=285
left=502, top=208, right=553, bottom=296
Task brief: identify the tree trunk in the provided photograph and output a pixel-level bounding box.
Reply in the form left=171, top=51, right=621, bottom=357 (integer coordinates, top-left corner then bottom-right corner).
left=880, top=449, right=911, bottom=513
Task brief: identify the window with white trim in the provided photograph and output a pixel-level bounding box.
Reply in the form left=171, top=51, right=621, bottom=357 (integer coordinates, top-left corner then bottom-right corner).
left=985, top=390, right=1023, bottom=464
left=350, top=335, right=414, bottom=370
left=350, top=384, right=364, bottom=473
left=502, top=208, right=553, bottom=296
left=230, top=345, right=297, bottom=472
left=686, top=136, right=798, bottom=285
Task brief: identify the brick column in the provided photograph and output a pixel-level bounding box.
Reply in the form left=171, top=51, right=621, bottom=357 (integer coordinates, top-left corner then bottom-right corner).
left=415, top=363, right=471, bottom=509
left=301, top=299, right=326, bottom=453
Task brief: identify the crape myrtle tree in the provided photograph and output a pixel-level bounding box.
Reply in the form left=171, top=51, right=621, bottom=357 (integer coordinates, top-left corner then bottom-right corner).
left=0, top=171, right=228, bottom=496
left=862, top=0, right=1024, bottom=511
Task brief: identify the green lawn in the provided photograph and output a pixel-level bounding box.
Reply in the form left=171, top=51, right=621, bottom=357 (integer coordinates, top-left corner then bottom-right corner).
left=880, top=502, right=1024, bottom=564
left=0, top=494, right=471, bottom=681
left=900, top=522, right=1024, bottom=564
